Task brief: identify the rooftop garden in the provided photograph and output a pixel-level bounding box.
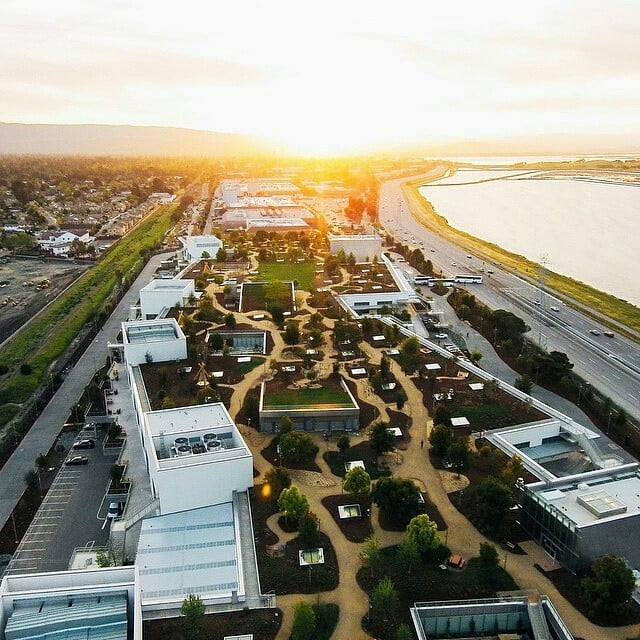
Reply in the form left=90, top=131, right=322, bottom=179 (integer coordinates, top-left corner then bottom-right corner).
left=240, top=281, right=295, bottom=313
left=263, top=385, right=354, bottom=410
left=258, top=260, right=316, bottom=292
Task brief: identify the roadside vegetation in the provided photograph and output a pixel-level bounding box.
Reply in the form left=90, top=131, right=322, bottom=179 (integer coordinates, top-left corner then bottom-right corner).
left=0, top=201, right=180, bottom=426
left=402, top=167, right=640, bottom=334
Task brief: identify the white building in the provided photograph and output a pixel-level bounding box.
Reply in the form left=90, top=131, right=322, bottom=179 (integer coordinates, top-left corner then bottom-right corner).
left=179, top=235, right=223, bottom=262
left=139, top=278, right=196, bottom=319
left=0, top=566, right=141, bottom=640
left=121, top=319, right=187, bottom=366
left=328, top=233, right=382, bottom=262
left=130, top=401, right=253, bottom=515
left=37, top=229, right=94, bottom=256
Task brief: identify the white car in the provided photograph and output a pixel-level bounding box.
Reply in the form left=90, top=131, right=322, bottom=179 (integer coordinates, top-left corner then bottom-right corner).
left=434, top=333, right=448, bottom=339
left=451, top=261, right=457, bottom=266
left=550, top=306, right=560, bottom=312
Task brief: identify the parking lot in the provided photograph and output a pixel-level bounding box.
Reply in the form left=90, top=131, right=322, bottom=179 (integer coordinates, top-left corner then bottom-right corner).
left=7, top=436, right=119, bottom=574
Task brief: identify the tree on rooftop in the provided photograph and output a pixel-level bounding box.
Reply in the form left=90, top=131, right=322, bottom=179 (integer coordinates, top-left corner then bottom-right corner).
left=343, top=466, right=371, bottom=500
left=446, top=437, right=470, bottom=476
left=291, top=601, right=316, bottom=640
left=370, top=576, right=399, bottom=623
left=224, top=313, right=236, bottom=329
left=369, top=421, right=394, bottom=457
left=215, top=247, right=227, bottom=262
left=277, top=485, right=309, bottom=526
left=372, top=477, right=421, bottom=527
left=283, top=321, right=300, bottom=345
left=298, top=510, right=320, bottom=545
left=336, top=434, right=350, bottom=454
left=361, top=534, right=380, bottom=576
left=429, top=423, right=453, bottom=458
left=405, top=514, right=439, bottom=556
left=264, top=466, right=291, bottom=499
left=476, top=477, right=513, bottom=532
left=280, top=431, right=318, bottom=464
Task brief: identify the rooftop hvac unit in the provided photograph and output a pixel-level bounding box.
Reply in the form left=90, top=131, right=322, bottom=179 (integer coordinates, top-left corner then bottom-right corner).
left=174, top=437, right=189, bottom=447
left=207, top=440, right=222, bottom=451
left=203, top=433, right=217, bottom=442
left=578, top=482, right=589, bottom=491
left=176, top=445, right=191, bottom=456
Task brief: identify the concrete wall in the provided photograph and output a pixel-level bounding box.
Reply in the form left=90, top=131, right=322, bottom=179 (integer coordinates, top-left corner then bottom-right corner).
left=123, top=336, right=186, bottom=366
left=152, top=454, right=253, bottom=514
left=139, top=280, right=194, bottom=319
left=578, top=513, right=640, bottom=570
left=328, top=235, right=382, bottom=262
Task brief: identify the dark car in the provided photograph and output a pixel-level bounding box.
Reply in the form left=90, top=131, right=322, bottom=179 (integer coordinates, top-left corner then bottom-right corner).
left=65, top=456, right=89, bottom=466
left=72, top=439, right=95, bottom=450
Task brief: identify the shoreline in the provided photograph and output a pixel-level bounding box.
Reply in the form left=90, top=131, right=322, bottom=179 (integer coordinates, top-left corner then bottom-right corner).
left=400, top=167, right=640, bottom=339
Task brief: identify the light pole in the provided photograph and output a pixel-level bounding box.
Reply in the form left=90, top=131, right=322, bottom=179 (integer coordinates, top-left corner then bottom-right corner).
left=607, top=411, right=613, bottom=435
left=577, top=383, right=589, bottom=407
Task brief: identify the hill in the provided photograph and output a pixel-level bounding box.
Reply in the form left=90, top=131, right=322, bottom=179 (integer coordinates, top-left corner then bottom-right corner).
left=0, top=122, right=271, bottom=156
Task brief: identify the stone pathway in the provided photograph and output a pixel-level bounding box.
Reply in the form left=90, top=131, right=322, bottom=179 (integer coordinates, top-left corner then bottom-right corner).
left=203, top=279, right=640, bottom=640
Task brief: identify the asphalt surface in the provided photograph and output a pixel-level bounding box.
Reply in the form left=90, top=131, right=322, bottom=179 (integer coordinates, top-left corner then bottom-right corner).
left=8, top=440, right=119, bottom=574
left=379, top=172, right=640, bottom=422
left=0, top=252, right=169, bottom=533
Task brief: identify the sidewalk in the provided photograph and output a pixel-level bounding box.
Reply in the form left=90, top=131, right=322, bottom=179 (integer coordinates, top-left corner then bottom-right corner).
left=0, top=253, right=170, bottom=533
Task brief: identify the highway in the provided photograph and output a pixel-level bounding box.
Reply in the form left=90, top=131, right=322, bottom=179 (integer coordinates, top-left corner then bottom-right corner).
left=378, top=172, right=640, bottom=423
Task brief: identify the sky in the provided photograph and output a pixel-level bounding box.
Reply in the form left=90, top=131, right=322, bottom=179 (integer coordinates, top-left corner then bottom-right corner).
left=1, top=0, right=639, bottom=155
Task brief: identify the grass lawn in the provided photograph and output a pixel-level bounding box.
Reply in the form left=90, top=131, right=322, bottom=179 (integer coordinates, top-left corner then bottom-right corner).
left=263, top=386, right=355, bottom=409
left=241, top=282, right=294, bottom=313
left=358, top=547, right=518, bottom=640
left=259, top=261, right=316, bottom=291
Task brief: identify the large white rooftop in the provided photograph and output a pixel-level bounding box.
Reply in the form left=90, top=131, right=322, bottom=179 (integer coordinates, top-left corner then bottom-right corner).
left=532, top=467, right=640, bottom=527
left=124, top=320, right=181, bottom=345
left=136, top=503, right=242, bottom=606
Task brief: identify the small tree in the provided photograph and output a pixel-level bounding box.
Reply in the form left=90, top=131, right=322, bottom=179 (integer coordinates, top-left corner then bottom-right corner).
left=336, top=434, right=350, bottom=454
left=298, top=511, right=320, bottom=545
left=582, top=554, right=636, bottom=621
left=181, top=594, right=205, bottom=634
left=291, top=601, right=316, bottom=640
left=396, top=623, right=413, bottom=640
left=224, top=313, right=236, bottom=329
left=280, top=431, right=319, bottom=464
left=479, top=542, right=500, bottom=567
left=370, top=576, right=399, bottom=622
left=279, top=415, right=294, bottom=435
left=264, top=466, right=291, bottom=499
left=277, top=485, right=309, bottom=525
left=446, top=437, right=470, bottom=476
left=369, top=421, right=395, bottom=457
left=283, top=321, right=300, bottom=345
left=361, top=534, right=381, bottom=576
left=397, top=535, right=420, bottom=574
left=372, top=477, right=421, bottom=527
left=429, top=424, right=453, bottom=457
left=405, top=514, right=439, bottom=555
left=96, top=550, right=112, bottom=568
left=476, top=477, right=513, bottom=531
left=514, top=374, right=533, bottom=394
left=343, top=466, right=371, bottom=500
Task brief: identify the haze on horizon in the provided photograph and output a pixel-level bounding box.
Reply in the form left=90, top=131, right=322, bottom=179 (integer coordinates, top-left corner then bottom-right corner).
left=2, top=0, right=640, bottom=156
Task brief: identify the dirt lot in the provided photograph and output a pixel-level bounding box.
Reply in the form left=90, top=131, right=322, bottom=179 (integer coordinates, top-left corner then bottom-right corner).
left=0, top=257, right=88, bottom=343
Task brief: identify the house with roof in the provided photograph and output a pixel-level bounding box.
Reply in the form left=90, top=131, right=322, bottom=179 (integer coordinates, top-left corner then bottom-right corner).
left=37, top=229, right=95, bottom=255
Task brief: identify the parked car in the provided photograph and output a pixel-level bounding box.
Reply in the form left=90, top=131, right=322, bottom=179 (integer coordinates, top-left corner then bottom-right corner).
left=65, top=456, right=88, bottom=466
left=107, top=502, right=121, bottom=519
left=434, top=333, right=448, bottom=339
left=72, top=439, right=95, bottom=450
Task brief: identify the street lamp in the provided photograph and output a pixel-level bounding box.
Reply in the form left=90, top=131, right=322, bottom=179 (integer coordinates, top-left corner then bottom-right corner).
left=577, top=383, right=589, bottom=407
left=607, top=411, right=613, bottom=435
